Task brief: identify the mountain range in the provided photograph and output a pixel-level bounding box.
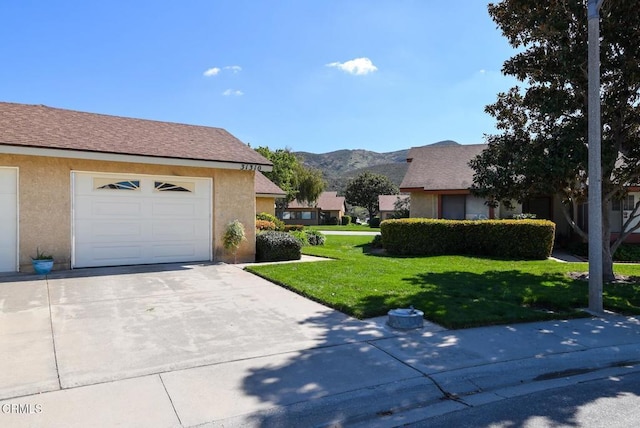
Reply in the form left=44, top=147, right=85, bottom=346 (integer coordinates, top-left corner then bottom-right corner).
left=295, top=140, right=459, bottom=193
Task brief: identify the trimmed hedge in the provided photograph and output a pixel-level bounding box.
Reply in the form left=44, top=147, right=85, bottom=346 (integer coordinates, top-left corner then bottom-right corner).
left=381, top=218, right=555, bottom=260
left=342, top=215, right=352, bottom=225
left=256, top=231, right=302, bottom=262
left=369, top=217, right=381, bottom=228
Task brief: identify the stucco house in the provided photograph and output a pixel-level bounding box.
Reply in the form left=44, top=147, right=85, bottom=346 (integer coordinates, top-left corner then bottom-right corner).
left=378, top=194, right=410, bottom=220
left=399, top=143, right=507, bottom=220
left=281, top=191, right=346, bottom=225
left=255, top=172, right=286, bottom=216
left=398, top=142, right=578, bottom=240
left=0, top=102, right=273, bottom=273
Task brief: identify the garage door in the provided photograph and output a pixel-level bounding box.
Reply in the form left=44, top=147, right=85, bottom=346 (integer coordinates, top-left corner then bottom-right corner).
left=72, top=172, right=212, bottom=268
left=0, top=168, right=18, bottom=272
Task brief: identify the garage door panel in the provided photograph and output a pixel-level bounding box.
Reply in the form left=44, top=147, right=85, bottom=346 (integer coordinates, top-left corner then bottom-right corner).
left=73, top=172, right=211, bottom=268
left=151, top=202, right=198, bottom=217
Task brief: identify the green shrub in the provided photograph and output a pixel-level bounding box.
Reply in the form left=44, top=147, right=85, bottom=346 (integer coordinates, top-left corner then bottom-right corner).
left=284, top=224, right=305, bottom=232
left=256, top=231, right=302, bottom=262
left=569, top=241, right=640, bottom=262
left=328, top=216, right=339, bottom=225
left=256, top=212, right=285, bottom=231
left=289, top=230, right=309, bottom=246
left=256, top=219, right=276, bottom=231
left=381, top=218, right=555, bottom=259
left=369, top=217, right=381, bottom=228
left=223, top=219, right=247, bottom=263
left=306, top=230, right=326, bottom=246
left=342, top=215, right=352, bottom=225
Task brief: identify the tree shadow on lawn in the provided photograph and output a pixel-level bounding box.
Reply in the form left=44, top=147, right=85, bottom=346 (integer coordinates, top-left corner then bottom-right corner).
left=352, top=269, right=589, bottom=329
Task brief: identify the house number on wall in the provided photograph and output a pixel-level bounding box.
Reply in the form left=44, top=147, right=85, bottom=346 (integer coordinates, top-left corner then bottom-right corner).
left=240, top=164, right=262, bottom=171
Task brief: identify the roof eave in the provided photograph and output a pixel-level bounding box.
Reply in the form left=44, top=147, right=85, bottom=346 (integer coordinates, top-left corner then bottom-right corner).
left=0, top=144, right=273, bottom=172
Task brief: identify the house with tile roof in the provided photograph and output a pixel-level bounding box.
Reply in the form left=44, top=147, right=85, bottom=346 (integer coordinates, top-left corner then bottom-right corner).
left=0, top=102, right=273, bottom=272
left=255, top=171, right=286, bottom=216
left=398, top=142, right=581, bottom=239
left=281, top=191, right=346, bottom=225
left=399, top=143, right=521, bottom=220
left=378, top=194, right=410, bottom=220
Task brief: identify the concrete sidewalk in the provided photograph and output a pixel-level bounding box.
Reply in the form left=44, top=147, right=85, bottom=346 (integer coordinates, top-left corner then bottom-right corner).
left=0, top=263, right=639, bottom=427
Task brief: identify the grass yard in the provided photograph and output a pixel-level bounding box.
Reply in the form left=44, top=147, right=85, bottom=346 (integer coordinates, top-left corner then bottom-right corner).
left=246, top=235, right=640, bottom=329
left=306, top=224, right=380, bottom=232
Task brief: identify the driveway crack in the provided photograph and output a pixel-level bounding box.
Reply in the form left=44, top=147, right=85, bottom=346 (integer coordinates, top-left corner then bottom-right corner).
left=46, top=276, right=62, bottom=390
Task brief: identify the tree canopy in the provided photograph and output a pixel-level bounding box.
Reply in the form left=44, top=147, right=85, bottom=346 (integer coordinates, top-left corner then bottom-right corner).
left=256, top=146, right=326, bottom=210
left=345, top=171, right=399, bottom=220
left=470, top=0, right=640, bottom=281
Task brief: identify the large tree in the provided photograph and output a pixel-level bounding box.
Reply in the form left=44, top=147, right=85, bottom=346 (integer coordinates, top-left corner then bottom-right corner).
left=470, top=0, right=640, bottom=281
left=345, top=171, right=399, bottom=220
left=256, top=146, right=326, bottom=212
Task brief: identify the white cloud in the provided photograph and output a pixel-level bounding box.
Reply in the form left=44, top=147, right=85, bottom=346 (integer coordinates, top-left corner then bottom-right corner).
left=326, top=57, right=378, bottom=75
left=222, top=89, right=244, bottom=96
left=224, top=65, right=242, bottom=73
left=203, top=67, right=221, bottom=77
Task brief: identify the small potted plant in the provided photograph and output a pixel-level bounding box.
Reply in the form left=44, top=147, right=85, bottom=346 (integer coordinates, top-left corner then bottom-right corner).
left=32, top=248, right=54, bottom=275
left=223, top=219, right=246, bottom=263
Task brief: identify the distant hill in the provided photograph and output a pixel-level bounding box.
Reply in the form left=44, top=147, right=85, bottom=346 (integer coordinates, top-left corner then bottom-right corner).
left=295, top=141, right=460, bottom=193
left=295, top=148, right=409, bottom=192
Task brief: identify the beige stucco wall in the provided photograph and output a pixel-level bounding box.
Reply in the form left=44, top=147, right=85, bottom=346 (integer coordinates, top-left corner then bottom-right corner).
left=0, top=154, right=257, bottom=272
left=409, top=192, right=437, bottom=218
left=256, top=197, right=276, bottom=216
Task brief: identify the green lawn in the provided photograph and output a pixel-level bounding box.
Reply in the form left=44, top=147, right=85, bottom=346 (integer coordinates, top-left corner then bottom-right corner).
left=246, top=235, right=640, bottom=329
left=306, top=224, right=380, bottom=232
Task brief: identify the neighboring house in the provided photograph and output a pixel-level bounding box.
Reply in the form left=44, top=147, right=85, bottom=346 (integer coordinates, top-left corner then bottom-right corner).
left=379, top=194, right=410, bottom=220
left=281, top=191, right=346, bottom=225
left=400, top=143, right=506, bottom=220
left=398, top=142, right=574, bottom=239
left=255, top=171, right=286, bottom=216
left=0, top=102, right=273, bottom=273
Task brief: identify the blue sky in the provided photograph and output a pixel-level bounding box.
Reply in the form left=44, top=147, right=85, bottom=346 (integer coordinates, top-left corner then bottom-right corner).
left=0, top=1, right=518, bottom=154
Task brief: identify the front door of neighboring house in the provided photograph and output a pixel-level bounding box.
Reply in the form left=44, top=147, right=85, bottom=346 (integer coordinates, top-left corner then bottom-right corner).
left=0, top=167, right=18, bottom=272
left=441, top=195, right=466, bottom=220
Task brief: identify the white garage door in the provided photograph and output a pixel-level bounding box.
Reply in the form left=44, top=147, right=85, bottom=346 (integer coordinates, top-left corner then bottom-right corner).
left=72, top=172, right=212, bottom=268
left=0, top=168, right=18, bottom=272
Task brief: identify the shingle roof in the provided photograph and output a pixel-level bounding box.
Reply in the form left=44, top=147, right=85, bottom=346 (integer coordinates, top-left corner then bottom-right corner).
left=255, top=171, right=286, bottom=196
left=400, top=143, right=487, bottom=191
left=288, top=191, right=345, bottom=211
left=378, top=194, right=409, bottom=211
left=0, top=102, right=271, bottom=166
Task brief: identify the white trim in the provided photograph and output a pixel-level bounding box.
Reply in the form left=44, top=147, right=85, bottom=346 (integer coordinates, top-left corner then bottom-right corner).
left=0, top=144, right=273, bottom=172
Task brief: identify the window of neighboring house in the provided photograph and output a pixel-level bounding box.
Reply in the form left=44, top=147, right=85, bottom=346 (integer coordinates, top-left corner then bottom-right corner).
left=282, top=211, right=315, bottom=220
left=613, top=195, right=635, bottom=211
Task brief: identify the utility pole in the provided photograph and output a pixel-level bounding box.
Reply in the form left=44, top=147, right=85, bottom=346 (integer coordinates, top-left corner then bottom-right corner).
left=587, top=0, right=605, bottom=313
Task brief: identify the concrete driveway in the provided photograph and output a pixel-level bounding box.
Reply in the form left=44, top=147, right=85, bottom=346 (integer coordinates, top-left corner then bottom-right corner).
left=0, top=262, right=396, bottom=401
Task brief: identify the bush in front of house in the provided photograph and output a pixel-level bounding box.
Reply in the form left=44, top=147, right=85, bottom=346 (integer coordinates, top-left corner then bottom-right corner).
left=284, top=224, right=305, bottom=232
left=328, top=216, right=339, bottom=225
left=306, top=230, right=326, bottom=246
left=380, top=218, right=555, bottom=260
left=256, top=212, right=285, bottom=231
left=256, top=231, right=302, bottom=262
left=256, top=219, right=276, bottom=231
left=369, top=217, right=381, bottom=228
left=342, top=215, right=352, bottom=225
left=289, top=230, right=309, bottom=246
